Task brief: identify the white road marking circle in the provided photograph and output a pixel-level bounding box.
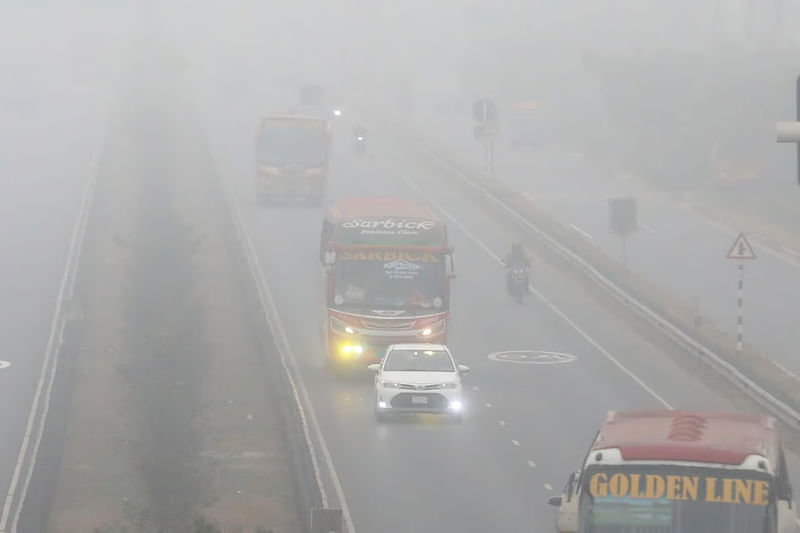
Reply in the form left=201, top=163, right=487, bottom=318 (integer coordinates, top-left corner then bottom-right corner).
left=0, top=361, right=10, bottom=370
left=488, top=350, right=577, bottom=365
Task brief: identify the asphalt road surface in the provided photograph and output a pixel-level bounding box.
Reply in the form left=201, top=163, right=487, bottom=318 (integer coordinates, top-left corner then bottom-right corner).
left=419, top=104, right=800, bottom=376
left=194, top=83, right=800, bottom=532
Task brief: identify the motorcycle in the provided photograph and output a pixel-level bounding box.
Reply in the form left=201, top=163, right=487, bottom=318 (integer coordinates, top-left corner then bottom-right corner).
left=353, top=134, right=367, bottom=155
left=506, top=266, right=529, bottom=304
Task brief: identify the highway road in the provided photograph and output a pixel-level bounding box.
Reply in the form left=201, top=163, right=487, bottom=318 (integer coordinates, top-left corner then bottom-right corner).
left=193, top=80, right=800, bottom=531
left=0, top=4, right=126, bottom=530
left=408, top=101, right=800, bottom=376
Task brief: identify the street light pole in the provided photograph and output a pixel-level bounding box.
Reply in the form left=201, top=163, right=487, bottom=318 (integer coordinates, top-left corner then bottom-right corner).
left=774, top=74, right=800, bottom=186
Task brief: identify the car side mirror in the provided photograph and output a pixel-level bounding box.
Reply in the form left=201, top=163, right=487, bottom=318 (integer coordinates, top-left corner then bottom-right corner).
left=458, top=364, right=470, bottom=374
left=367, top=363, right=381, bottom=372
left=547, top=496, right=562, bottom=507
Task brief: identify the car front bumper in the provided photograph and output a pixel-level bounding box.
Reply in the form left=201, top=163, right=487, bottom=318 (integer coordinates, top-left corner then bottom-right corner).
left=375, top=388, right=463, bottom=415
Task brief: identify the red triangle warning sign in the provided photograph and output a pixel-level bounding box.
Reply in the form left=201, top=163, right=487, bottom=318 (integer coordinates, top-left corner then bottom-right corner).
left=727, top=232, right=757, bottom=260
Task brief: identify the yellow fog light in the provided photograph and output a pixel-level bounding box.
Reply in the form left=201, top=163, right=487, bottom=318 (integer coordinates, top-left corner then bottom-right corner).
left=340, top=344, right=363, bottom=357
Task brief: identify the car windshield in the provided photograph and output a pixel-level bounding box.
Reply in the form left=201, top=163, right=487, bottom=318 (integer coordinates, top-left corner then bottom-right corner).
left=583, top=466, right=772, bottom=533
left=256, top=121, right=328, bottom=166
left=384, top=349, right=455, bottom=372
left=332, top=252, right=446, bottom=312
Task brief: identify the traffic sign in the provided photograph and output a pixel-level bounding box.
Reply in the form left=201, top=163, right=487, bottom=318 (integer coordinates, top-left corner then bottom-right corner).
left=727, top=232, right=757, bottom=260
left=472, top=98, right=497, bottom=124
left=473, top=123, right=498, bottom=139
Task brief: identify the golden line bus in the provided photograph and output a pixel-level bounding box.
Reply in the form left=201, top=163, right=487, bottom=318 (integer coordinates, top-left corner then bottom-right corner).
left=549, top=410, right=799, bottom=533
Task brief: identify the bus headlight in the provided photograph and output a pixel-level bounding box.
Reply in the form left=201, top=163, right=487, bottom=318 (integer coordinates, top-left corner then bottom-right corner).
left=418, top=320, right=445, bottom=338
left=331, top=317, right=358, bottom=335
left=259, top=166, right=280, bottom=176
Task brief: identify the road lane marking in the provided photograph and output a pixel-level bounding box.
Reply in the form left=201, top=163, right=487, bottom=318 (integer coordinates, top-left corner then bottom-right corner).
left=216, top=158, right=355, bottom=531
left=544, top=483, right=553, bottom=491
left=642, top=224, right=657, bottom=235
left=511, top=440, right=520, bottom=446
left=499, top=420, right=507, bottom=427
left=374, top=152, right=673, bottom=410
left=569, top=224, right=595, bottom=243
left=488, top=350, right=577, bottom=365
left=471, top=385, right=480, bottom=391
left=0, top=361, right=10, bottom=370
left=485, top=403, right=492, bottom=408
left=0, top=140, right=101, bottom=533
left=528, top=460, right=537, bottom=467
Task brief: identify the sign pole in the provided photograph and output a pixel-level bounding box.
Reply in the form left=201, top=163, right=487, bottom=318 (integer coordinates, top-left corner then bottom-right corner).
left=483, top=137, right=490, bottom=176
left=623, top=235, right=629, bottom=268
left=726, top=232, right=756, bottom=352
left=488, top=133, right=495, bottom=176
left=736, top=262, right=744, bottom=353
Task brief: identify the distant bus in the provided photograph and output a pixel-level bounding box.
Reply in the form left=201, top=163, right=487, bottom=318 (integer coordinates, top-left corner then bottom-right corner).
left=254, top=114, right=332, bottom=205
left=318, top=198, right=455, bottom=372
left=549, top=410, right=799, bottom=533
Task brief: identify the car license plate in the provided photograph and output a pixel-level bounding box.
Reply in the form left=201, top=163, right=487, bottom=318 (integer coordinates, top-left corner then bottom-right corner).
left=412, top=396, right=428, bottom=405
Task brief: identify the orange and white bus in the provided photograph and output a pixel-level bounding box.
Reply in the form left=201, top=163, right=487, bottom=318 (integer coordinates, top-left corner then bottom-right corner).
left=549, top=410, right=799, bottom=533
left=254, top=113, right=332, bottom=204
left=318, top=198, right=455, bottom=370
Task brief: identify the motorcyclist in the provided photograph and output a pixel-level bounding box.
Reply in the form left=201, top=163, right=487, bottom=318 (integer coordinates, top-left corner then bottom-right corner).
left=502, top=241, right=531, bottom=269
left=353, top=124, right=367, bottom=140
left=502, top=241, right=531, bottom=298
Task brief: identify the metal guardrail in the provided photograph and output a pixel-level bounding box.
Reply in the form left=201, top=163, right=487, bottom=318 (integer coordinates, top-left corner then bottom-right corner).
left=388, top=121, right=800, bottom=431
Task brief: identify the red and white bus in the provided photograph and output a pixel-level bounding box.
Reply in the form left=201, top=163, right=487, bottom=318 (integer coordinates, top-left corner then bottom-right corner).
left=549, top=410, right=799, bottom=533
left=318, top=198, right=455, bottom=370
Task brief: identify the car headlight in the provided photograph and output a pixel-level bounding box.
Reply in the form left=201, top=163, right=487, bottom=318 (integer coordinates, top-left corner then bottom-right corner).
left=438, top=382, right=458, bottom=390
left=380, top=381, right=401, bottom=389
left=330, top=317, right=357, bottom=335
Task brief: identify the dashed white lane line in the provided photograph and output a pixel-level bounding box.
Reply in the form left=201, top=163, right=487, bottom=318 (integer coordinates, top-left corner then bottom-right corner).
left=373, top=152, right=673, bottom=410
left=642, top=224, right=657, bottom=235
left=544, top=484, right=553, bottom=491
left=485, top=402, right=492, bottom=408
left=528, top=461, right=537, bottom=468
left=499, top=420, right=507, bottom=427
left=472, top=385, right=480, bottom=391
left=511, top=440, right=521, bottom=447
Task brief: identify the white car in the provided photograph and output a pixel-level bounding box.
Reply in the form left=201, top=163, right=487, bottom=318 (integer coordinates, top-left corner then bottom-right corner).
left=368, top=343, right=469, bottom=422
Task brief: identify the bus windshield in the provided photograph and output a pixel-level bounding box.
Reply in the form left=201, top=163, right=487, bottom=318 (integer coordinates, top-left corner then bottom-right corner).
left=582, top=466, right=773, bottom=533
left=256, top=120, right=328, bottom=167
left=332, top=251, right=446, bottom=313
